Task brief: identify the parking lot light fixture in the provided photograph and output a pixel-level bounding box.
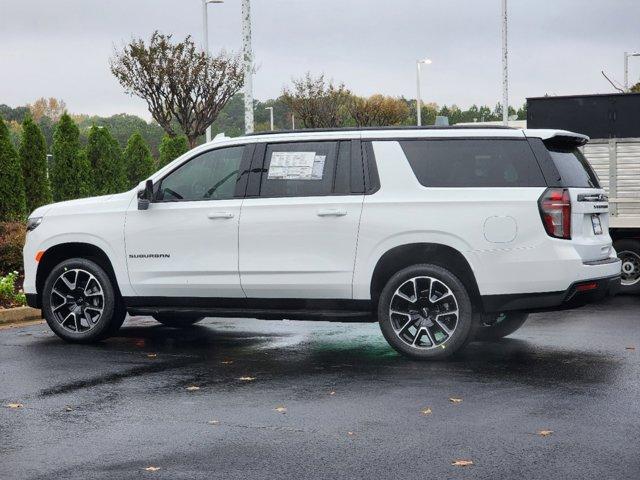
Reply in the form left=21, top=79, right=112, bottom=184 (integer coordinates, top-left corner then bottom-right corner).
left=416, top=58, right=432, bottom=127
left=624, top=52, right=640, bottom=92
left=265, top=107, right=274, bottom=131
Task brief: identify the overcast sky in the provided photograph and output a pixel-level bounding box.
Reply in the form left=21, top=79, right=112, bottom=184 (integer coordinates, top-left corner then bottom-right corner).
left=1, top=0, right=639, bottom=120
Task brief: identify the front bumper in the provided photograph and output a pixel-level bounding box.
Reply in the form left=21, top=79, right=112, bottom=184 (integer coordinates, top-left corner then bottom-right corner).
left=482, top=274, right=621, bottom=313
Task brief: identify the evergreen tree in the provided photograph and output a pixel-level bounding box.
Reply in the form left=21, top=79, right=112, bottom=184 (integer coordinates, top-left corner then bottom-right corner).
left=124, top=132, right=155, bottom=188
left=0, top=118, right=27, bottom=220
left=51, top=113, right=90, bottom=201
left=86, top=125, right=127, bottom=195
left=158, top=134, right=189, bottom=168
left=19, top=116, right=52, bottom=212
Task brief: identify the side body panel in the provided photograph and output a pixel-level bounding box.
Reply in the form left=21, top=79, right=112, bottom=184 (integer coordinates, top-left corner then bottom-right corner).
left=352, top=139, right=619, bottom=300
left=23, top=192, right=135, bottom=297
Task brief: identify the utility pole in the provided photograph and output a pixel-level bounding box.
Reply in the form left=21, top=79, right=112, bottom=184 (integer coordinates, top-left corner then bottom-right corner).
left=501, top=0, right=509, bottom=126
left=202, top=0, right=224, bottom=142
left=242, top=0, right=254, bottom=134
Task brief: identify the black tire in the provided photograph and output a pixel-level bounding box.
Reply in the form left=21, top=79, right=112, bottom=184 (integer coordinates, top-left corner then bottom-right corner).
left=107, top=300, right=127, bottom=335
left=614, top=239, right=640, bottom=294
left=474, top=312, right=529, bottom=341
left=152, top=314, right=204, bottom=327
left=42, top=258, right=119, bottom=343
left=378, top=264, right=476, bottom=360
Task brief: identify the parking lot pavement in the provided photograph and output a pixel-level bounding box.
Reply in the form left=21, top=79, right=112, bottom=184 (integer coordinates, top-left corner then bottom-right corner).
left=1, top=297, right=639, bottom=480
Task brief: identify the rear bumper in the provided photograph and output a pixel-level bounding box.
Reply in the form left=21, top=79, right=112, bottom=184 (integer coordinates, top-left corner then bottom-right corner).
left=482, top=274, right=621, bottom=313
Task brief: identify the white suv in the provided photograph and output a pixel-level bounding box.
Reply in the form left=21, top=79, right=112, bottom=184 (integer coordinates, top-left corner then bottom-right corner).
left=23, top=127, right=621, bottom=359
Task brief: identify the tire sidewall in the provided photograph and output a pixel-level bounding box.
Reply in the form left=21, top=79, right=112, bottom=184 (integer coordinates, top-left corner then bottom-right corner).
left=378, top=264, right=475, bottom=360
left=42, top=258, right=116, bottom=343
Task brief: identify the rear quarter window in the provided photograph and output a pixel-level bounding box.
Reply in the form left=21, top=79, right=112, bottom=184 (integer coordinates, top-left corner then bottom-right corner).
left=546, top=146, right=600, bottom=189
left=400, top=139, right=546, bottom=188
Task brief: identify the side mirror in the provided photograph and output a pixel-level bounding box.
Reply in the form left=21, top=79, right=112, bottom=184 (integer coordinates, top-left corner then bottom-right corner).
left=138, top=180, right=154, bottom=210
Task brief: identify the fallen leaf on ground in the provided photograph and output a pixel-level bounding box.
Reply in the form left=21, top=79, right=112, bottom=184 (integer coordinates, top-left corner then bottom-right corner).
left=238, top=376, right=256, bottom=381
left=147, top=353, right=157, bottom=358
left=144, top=466, right=160, bottom=472
left=221, top=360, right=234, bottom=364
left=207, top=420, right=220, bottom=425
left=347, top=431, right=355, bottom=437
left=420, top=407, right=432, bottom=416
left=5, top=403, right=23, bottom=409
left=538, top=430, right=554, bottom=437
left=186, top=386, right=200, bottom=391
left=329, top=391, right=336, bottom=396
left=625, top=346, right=636, bottom=351
left=274, top=406, right=287, bottom=414
left=449, top=398, right=463, bottom=404
left=452, top=460, right=473, bottom=467
left=64, top=406, right=73, bottom=412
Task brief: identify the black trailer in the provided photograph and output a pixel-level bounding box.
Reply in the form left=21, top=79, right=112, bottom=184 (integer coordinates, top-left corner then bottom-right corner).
left=527, top=92, right=640, bottom=139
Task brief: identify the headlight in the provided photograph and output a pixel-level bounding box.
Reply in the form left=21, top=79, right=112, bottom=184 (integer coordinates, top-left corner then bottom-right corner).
left=26, top=217, right=43, bottom=231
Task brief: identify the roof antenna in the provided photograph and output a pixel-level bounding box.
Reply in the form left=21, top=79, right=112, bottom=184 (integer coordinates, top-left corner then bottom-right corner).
left=601, top=70, right=625, bottom=93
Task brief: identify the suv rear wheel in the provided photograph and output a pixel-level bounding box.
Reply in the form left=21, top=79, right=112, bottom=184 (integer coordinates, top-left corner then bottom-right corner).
left=474, top=312, right=529, bottom=341
left=378, top=264, right=476, bottom=360
left=42, top=258, right=123, bottom=343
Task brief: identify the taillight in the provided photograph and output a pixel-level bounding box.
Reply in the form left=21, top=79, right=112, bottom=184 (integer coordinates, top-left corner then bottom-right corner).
left=538, top=188, right=571, bottom=239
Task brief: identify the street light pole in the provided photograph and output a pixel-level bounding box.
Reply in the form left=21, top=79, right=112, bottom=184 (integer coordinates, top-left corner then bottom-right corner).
left=202, top=0, right=224, bottom=142
left=265, top=107, right=274, bottom=131
left=416, top=59, right=432, bottom=127
left=501, top=0, right=509, bottom=126
left=242, top=0, right=254, bottom=134
left=624, top=52, right=640, bottom=92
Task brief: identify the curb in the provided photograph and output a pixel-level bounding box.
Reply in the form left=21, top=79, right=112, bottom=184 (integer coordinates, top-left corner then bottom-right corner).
left=0, top=306, right=43, bottom=326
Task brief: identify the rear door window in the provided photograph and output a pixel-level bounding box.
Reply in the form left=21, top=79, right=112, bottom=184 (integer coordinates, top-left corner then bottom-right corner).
left=546, top=145, right=600, bottom=188
left=259, top=141, right=340, bottom=197
left=400, top=139, right=546, bottom=188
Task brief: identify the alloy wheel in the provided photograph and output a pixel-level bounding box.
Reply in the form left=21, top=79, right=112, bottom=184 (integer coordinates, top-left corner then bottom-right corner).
left=388, top=276, right=459, bottom=349
left=50, top=268, right=105, bottom=334
left=619, top=250, right=640, bottom=286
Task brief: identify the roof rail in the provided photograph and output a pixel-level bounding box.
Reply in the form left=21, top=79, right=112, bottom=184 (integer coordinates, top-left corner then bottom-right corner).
left=242, top=125, right=514, bottom=137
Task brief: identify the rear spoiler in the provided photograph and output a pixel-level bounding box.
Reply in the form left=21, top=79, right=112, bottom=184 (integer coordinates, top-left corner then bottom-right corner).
left=524, top=129, right=589, bottom=147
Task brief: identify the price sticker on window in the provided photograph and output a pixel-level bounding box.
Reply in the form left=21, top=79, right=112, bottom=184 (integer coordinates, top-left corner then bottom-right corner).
left=268, top=152, right=326, bottom=180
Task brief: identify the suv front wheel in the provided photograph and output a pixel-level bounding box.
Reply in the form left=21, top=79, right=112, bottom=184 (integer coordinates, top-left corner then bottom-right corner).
left=378, top=264, right=476, bottom=360
left=42, top=258, right=124, bottom=343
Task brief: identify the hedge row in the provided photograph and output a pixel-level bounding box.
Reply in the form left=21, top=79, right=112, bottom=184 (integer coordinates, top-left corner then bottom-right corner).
left=0, top=114, right=189, bottom=221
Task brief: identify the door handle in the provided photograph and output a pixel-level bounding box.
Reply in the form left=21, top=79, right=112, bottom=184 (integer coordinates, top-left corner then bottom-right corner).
left=317, top=209, right=347, bottom=217
left=207, top=212, right=234, bottom=219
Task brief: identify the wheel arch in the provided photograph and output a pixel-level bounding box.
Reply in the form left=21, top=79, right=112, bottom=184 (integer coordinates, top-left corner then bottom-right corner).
left=369, top=243, right=481, bottom=309
left=36, top=242, right=122, bottom=307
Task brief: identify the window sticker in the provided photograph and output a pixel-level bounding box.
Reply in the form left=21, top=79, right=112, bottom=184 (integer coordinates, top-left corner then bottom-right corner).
left=268, top=152, right=326, bottom=180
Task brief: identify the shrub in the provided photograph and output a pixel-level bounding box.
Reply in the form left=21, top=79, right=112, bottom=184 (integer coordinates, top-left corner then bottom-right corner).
left=124, top=132, right=155, bottom=188
left=0, top=271, right=26, bottom=308
left=158, top=134, right=188, bottom=168
left=86, top=125, right=127, bottom=195
left=0, top=118, right=27, bottom=221
left=51, top=113, right=91, bottom=201
left=19, top=116, right=52, bottom=213
left=0, top=221, right=25, bottom=274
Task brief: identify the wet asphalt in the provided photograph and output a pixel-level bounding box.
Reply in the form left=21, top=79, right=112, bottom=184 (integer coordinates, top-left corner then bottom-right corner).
left=1, top=296, right=639, bottom=480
